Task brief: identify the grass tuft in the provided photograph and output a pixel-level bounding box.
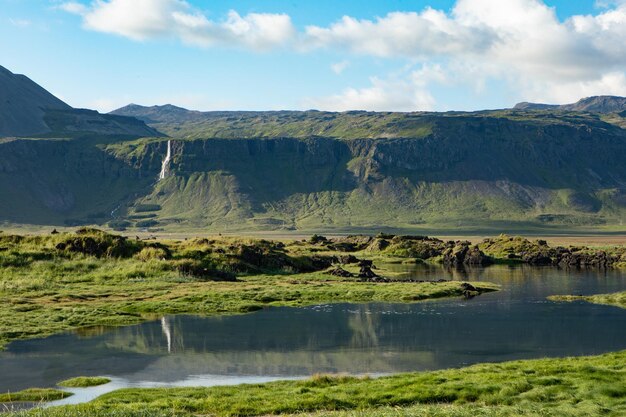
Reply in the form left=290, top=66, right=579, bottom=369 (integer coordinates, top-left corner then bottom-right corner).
left=57, top=377, right=111, bottom=388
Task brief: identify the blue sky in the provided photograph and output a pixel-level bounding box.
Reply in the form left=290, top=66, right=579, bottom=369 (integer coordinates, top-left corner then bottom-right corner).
left=1, top=0, right=625, bottom=112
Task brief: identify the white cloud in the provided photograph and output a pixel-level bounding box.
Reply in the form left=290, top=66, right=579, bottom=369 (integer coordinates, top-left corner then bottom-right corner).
left=307, top=0, right=626, bottom=107
left=330, top=60, right=350, bottom=75
left=60, top=0, right=626, bottom=109
left=305, top=9, right=495, bottom=58
left=305, top=66, right=442, bottom=112
left=57, top=2, right=88, bottom=15
left=59, top=0, right=295, bottom=50
left=9, top=18, right=32, bottom=27
left=521, top=71, right=626, bottom=104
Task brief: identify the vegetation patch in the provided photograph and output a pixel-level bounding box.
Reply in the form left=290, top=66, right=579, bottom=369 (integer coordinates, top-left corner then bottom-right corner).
left=0, top=388, right=72, bottom=403
left=58, top=377, right=111, bottom=388
left=549, top=291, right=626, bottom=310
left=134, top=204, right=162, bottom=213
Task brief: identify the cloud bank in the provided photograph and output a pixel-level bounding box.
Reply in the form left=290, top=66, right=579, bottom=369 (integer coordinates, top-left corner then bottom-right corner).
left=59, top=0, right=626, bottom=110
left=60, top=0, right=295, bottom=50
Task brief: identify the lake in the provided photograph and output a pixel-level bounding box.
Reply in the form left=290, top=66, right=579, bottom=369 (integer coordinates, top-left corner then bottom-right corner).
left=1, top=264, right=625, bottom=405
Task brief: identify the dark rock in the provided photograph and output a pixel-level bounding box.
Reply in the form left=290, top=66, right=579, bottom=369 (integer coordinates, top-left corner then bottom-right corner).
left=338, top=254, right=359, bottom=264
left=443, top=243, right=492, bottom=267
left=357, top=259, right=381, bottom=280
left=328, top=266, right=353, bottom=277
left=367, top=238, right=390, bottom=252
left=522, top=252, right=554, bottom=266
left=309, top=234, right=328, bottom=245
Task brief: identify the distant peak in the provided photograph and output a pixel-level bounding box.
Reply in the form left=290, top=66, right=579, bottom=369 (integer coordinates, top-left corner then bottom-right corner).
left=513, top=95, right=626, bottom=113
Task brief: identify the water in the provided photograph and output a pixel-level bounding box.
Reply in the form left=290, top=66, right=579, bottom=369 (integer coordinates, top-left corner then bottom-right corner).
left=1, top=264, right=625, bottom=405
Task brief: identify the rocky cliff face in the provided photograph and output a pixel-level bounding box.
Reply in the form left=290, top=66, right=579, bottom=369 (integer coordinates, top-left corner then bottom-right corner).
left=97, top=114, right=626, bottom=231
left=0, top=138, right=152, bottom=224
left=2, top=102, right=626, bottom=231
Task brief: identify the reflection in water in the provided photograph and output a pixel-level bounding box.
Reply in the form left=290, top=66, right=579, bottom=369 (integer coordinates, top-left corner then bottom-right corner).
left=161, top=317, right=172, bottom=354
left=348, top=305, right=379, bottom=349
left=1, top=265, right=625, bottom=394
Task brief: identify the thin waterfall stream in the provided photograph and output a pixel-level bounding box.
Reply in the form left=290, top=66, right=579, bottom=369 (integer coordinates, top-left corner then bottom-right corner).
left=158, top=140, right=172, bottom=180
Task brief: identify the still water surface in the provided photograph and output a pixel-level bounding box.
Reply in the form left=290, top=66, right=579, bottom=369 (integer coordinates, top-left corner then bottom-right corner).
left=1, top=264, right=625, bottom=405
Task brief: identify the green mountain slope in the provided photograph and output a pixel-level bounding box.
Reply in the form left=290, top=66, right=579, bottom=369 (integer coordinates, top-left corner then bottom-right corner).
left=2, top=66, right=626, bottom=232
left=2, top=110, right=626, bottom=232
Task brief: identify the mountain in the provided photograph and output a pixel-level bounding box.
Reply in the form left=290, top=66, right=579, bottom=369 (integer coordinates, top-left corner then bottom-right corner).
left=4, top=107, right=626, bottom=232
left=511, top=102, right=559, bottom=111
left=111, top=104, right=205, bottom=124
left=0, top=65, right=71, bottom=137
left=1, top=68, right=626, bottom=232
left=514, top=96, right=626, bottom=113
left=0, top=65, right=160, bottom=138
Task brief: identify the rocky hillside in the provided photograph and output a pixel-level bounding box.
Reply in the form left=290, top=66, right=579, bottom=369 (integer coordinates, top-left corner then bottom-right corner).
left=97, top=113, right=626, bottom=232
left=514, top=96, right=626, bottom=113
left=1, top=67, right=625, bottom=232
left=2, top=105, right=626, bottom=231
left=0, top=65, right=160, bottom=138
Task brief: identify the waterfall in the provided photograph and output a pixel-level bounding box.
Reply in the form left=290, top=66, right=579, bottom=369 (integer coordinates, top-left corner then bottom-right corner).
left=158, top=140, right=172, bottom=180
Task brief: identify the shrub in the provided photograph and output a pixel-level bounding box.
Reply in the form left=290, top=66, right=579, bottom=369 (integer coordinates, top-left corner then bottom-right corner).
left=55, top=229, right=141, bottom=258
left=134, top=204, right=162, bottom=213
left=135, top=246, right=170, bottom=262
left=136, top=220, right=158, bottom=228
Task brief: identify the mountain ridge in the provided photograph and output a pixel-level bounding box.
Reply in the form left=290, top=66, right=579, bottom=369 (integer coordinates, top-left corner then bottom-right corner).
left=0, top=65, right=71, bottom=137
left=514, top=96, right=626, bottom=113
left=0, top=65, right=161, bottom=138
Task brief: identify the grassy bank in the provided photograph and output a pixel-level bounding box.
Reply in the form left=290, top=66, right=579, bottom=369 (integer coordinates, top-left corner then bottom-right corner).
left=0, top=389, right=71, bottom=403
left=0, top=229, right=498, bottom=349
left=7, top=350, right=626, bottom=417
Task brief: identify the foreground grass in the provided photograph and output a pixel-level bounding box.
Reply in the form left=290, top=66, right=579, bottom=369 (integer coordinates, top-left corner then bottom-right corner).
left=0, top=389, right=71, bottom=403
left=7, top=351, right=626, bottom=417
left=549, top=291, right=626, bottom=310
left=57, top=377, right=111, bottom=388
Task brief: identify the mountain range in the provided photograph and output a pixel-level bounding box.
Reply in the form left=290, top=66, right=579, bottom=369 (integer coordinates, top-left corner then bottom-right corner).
left=1, top=64, right=626, bottom=233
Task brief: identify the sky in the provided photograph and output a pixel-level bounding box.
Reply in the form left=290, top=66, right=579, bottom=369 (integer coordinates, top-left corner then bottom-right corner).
left=1, top=0, right=625, bottom=112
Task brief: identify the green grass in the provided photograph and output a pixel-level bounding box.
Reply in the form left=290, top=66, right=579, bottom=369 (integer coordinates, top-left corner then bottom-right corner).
left=0, top=388, right=72, bottom=403
left=549, top=291, right=626, bottom=309
left=6, top=351, right=626, bottom=416
left=57, top=377, right=111, bottom=388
